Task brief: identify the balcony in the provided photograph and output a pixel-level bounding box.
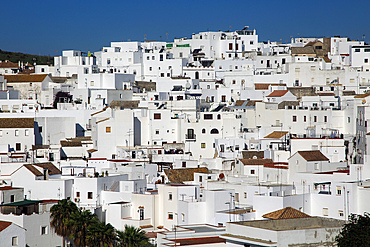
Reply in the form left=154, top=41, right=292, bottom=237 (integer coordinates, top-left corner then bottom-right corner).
left=185, top=134, right=196, bottom=141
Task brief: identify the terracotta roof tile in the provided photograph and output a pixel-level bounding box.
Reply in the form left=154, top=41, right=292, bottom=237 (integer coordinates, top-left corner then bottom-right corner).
left=235, top=100, right=247, bottom=107
left=24, top=163, right=61, bottom=176
left=0, top=221, right=12, bottom=232
left=0, top=118, right=34, bottom=128
left=266, top=90, right=289, bottom=97
left=262, top=207, right=311, bottom=220
left=297, top=150, right=329, bottom=161
left=239, top=159, right=273, bottom=166
left=0, top=186, right=22, bottom=191
left=317, top=92, right=335, bottom=96
left=4, top=74, right=48, bottom=82
left=241, top=151, right=264, bottom=159
left=24, top=164, right=43, bottom=176
left=0, top=61, right=18, bottom=68
left=264, top=131, right=288, bottom=139
left=164, top=167, right=209, bottom=184
left=354, top=93, right=370, bottom=98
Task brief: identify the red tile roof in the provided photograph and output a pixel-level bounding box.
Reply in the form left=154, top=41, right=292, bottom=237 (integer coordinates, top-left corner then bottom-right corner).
left=262, top=207, right=311, bottom=220
left=0, top=118, right=34, bottom=128
left=175, top=237, right=226, bottom=245
left=0, top=221, right=12, bottom=232
left=239, top=159, right=273, bottom=166
left=264, top=131, right=288, bottom=139
left=0, top=61, right=18, bottom=68
left=4, top=74, right=48, bottom=83
left=297, top=150, right=329, bottom=161
left=0, top=186, right=22, bottom=191
left=266, top=90, right=289, bottom=97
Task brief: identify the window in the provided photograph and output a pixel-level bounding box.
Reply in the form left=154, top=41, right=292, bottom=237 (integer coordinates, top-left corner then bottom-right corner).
left=199, top=176, right=202, bottom=182
left=210, top=129, right=219, bottom=134
left=217, top=114, right=221, bottom=120
left=355, top=48, right=360, bottom=52
left=76, top=192, right=80, bottom=197
left=152, top=56, right=155, bottom=60
left=160, top=73, right=164, bottom=77
left=106, top=127, right=111, bottom=133
left=154, top=113, right=161, bottom=119
left=169, top=193, right=172, bottom=200
left=229, top=43, right=233, bottom=50
left=204, top=114, right=213, bottom=120
left=201, top=143, right=206, bottom=148
left=251, top=170, right=255, bottom=174
left=168, top=212, right=173, bottom=219
left=12, top=236, right=18, bottom=246
left=88, top=192, right=93, bottom=199
left=250, top=41, right=254, bottom=45
left=181, top=213, right=185, bottom=222
left=16, top=143, right=21, bottom=151
left=179, top=52, right=183, bottom=58
left=338, top=210, right=344, bottom=217
left=149, top=67, right=152, bottom=71
left=15, top=130, right=19, bottom=136
left=0, top=130, right=2, bottom=137
left=365, top=58, right=369, bottom=63
left=25, top=129, right=29, bottom=136
left=147, top=56, right=149, bottom=60
left=155, top=130, right=159, bottom=135
left=323, top=208, right=328, bottom=216
left=314, top=116, right=317, bottom=122
left=182, top=162, right=186, bottom=168
left=336, top=187, right=342, bottom=195
left=244, top=192, right=247, bottom=198
left=348, top=117, right=351, bottom=123
left=324, top=116, right=327, bottom=122
left=41, top=226, right=48, bottom=235
left=221, top=95, right=226, bottom=102
left=202, top=129, right=206, bottom=134
left=10, top=195, right=14, bottom=202
left=304, top=116, right=307, bottom=122
left=293, top=116, right=297, bottom=122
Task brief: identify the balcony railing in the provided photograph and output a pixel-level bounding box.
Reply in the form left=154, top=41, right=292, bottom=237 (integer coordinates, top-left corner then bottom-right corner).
left=185, top=134, right=196, bottom=140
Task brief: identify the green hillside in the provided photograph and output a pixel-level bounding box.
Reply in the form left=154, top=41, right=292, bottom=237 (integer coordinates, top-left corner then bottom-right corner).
left=0, top=49, right=53, bottom=65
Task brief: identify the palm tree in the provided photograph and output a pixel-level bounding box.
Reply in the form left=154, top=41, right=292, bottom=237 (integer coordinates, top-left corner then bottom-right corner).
left=116, top=225, right=152, bottom=247
left=67, top=209, right=98, bottom=247
left=87, top=222, right=116, bottom=247
left=50, top=199, right=79, bottom=247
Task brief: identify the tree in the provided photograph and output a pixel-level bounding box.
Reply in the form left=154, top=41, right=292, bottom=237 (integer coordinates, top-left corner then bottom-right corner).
left=50, top=199, right=79, bottom=247
left=336, top=213, right=370, bottom=247
left=67, top=209, right=98, bottom=247
left=87, top=221, right=116, bottom=247
left=116, top=225, right=152, bottom=247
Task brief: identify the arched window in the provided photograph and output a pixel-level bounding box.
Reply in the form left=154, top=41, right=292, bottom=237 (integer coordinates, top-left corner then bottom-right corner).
left=210, top=128, right=219, bottom=134
left=202, top=129, right=206, bottom=134
left=217, top=114, right=221, bottom=120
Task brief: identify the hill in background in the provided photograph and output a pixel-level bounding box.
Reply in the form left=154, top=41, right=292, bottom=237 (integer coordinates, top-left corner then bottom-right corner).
left=0, top=49, right=53, bottom=66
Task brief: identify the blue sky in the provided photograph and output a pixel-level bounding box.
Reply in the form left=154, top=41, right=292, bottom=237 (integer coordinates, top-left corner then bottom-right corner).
left=2, top=0, right=370, bottom=55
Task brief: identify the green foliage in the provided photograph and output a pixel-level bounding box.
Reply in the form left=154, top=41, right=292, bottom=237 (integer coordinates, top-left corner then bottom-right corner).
left=50, top=199, right=79, bottom=238
left=336, top=213, right=370, bottom=247
left=50, top=200, right=152, bottom=247
left=116, top=225, right=152, bottom=247
left=0, top=49, right=53, bottom=65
